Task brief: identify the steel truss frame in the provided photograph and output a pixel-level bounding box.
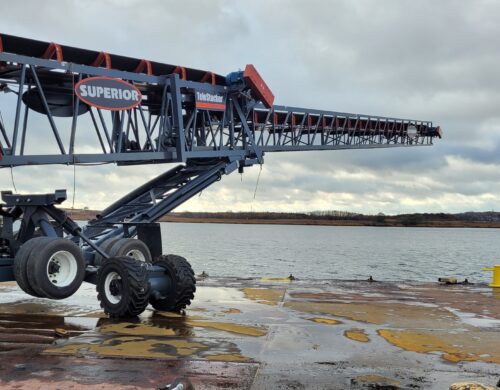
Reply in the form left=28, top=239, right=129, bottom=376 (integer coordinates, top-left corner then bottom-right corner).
left=0, top=51, right=440, bottom=168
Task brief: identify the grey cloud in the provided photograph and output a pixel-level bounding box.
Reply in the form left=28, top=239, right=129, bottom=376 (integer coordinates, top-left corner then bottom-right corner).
left=1, top=0, right=500, bottom=214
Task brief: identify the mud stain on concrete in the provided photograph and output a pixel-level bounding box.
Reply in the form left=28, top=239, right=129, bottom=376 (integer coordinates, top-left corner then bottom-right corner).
left=260, top=277, right=293, bottom=283
left=45, top=335, right=254, bottom=363
left=450, top=382, right=497, bottom=390
left=45, top=336, right=207, bottom=359
left=309, top=317, right=342, bottom=325
left=0, top=282, right=17, bottom=287
left=206, top=353, right=250, bottom=362
left=156, top=311, right=193, bottom=319
left=242, top=288, right=285, bottom=305
left=222, top=308, right=242, bottom=314
left=186, top=320, right=267, bottom=337
left=378, top=329, right=500, bottom=364
left=285, top=301, right=461, bottom=328
left=43, top=314, right=264, bottom=363
left=188, top=307, right=208, bottom=312
left=352, top=374, right=401, bottom=387
left=411, top=286, right=500, bottom=320
left=100, top=322, right=177, bottom=337
left=344, top=328, right=370, bottom=343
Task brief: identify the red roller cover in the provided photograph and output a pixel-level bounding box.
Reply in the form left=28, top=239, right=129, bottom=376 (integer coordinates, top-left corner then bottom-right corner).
left=243, top=64, right=274, bottom=108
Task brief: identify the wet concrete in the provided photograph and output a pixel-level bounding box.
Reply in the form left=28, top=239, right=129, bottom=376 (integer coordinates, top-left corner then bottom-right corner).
left=0, top=278, right=499, bottom=389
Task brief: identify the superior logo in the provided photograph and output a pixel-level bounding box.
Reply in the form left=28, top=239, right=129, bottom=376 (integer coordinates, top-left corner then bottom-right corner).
left=195, top=91, right=226, bottom=111
left=79, top=85, right=140, bottom=101
left=75, top=77, right=142, bottom=111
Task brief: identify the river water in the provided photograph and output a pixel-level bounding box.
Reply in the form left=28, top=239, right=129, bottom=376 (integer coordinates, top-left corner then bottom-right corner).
left=160, top=223, right=498, bottom=283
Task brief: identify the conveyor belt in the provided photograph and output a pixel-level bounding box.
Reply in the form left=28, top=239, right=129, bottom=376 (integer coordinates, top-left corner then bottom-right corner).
left=0, top=33, right=226, bottom=84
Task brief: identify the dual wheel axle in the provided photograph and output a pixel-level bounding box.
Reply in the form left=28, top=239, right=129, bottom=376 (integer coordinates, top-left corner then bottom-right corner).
left=12, top=237, right=196, bottom=317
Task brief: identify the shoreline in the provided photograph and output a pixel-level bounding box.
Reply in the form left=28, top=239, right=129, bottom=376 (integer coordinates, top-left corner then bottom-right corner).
left=64, top=210, right=500, bottom=228
left=160, top=216, right=500, bottom=228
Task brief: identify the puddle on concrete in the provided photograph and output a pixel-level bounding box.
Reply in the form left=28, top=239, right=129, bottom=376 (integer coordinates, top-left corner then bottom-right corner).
left=194, top=286, right=247, bottom=303
left=344, top=328, right=370, bottom=343
left=289, top=289, right=394, bottom=303
left=0, top=312, right=97, bottom=333
left=378, top=329, right=500, bottom=364
left=0, top=301, right=98, bottom=318
left=242, top=288, right=285, bottom=305
left=0, top=298, right=265, bottom=362
left=64, top=317, right=99, bottom=330
left=3, top=278, right=500, bottom=388
left=445, top=307, right=500, bottom=328
left=44, top=310, right=264, bottom=362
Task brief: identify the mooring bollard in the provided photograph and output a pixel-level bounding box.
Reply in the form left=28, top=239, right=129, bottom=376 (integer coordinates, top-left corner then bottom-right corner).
left=482, top=265, right=500, bottom=288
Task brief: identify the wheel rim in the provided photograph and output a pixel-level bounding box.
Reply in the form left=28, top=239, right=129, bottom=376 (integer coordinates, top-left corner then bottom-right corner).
left=126, top=249, right=146, bottom=262
left=46, top=250, right=78, bottom=288
left=104, top=271, right=122, bottom=304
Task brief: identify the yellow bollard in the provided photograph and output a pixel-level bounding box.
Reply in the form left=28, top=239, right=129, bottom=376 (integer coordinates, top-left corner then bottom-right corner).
left=482, top=265, right=500, bottom=288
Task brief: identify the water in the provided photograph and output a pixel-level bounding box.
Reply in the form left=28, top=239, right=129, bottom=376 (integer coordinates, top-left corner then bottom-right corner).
left=160, top=223, right=499, bottom=283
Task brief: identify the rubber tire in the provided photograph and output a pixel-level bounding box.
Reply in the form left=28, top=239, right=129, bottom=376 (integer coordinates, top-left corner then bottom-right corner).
left=26, top=238, right=86, bottom=300
left=149, top=255, right=196, bottom=312
left=13, top=237, right=55, bottom=297
left=94, top=237, right=120, bottom=267
left=109, top=238, right=152, bottom=263
left=96, top=256, right=151, bottom=317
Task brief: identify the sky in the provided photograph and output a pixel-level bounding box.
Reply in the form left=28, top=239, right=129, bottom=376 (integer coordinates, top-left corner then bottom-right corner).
left=1, top=0, right=500, bottom=215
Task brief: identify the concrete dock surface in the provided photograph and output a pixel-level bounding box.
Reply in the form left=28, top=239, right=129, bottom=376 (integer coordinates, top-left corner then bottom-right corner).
left=0, top=277, right=499, bottom=389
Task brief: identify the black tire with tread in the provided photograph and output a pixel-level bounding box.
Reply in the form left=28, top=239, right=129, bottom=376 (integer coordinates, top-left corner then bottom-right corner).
left=26, top=238, right=86, bottom=299
left=109, top=238, right=152, bottom=263
left=96, top=256, right=151, bottom=317
left=149, top=254, right=196, bottom=312
left=13, top=237, right=54, bottom=297
left=94, top=237, right=120, bottom=266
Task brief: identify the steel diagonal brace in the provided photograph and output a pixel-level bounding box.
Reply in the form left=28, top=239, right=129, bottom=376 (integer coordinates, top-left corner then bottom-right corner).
left=232, top=98, right=264, bottom=164
left=41, top=205, right=109, bottom=259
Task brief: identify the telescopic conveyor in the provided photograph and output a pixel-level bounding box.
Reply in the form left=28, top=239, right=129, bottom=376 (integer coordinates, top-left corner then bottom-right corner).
left=0, top=34, right=442, bottom=316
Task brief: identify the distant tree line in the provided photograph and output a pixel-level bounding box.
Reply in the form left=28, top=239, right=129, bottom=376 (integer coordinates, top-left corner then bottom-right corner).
left=168, top=210, right=500, bottom=226
left=308, top=210, right=362, bottom=219
left=64, top=208, right=500, bottom=227
left=171, top=210, right=367, bottom=221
